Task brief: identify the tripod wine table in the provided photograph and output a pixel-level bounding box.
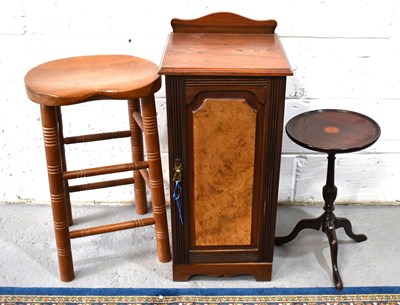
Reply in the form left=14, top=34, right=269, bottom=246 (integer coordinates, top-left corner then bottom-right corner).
left=276, top=109, right=381, bottom=290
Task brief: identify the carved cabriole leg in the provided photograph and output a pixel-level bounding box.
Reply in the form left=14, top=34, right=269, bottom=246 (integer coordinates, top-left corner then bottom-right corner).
left=325, top=221, right=342, bottom=290
left=128, top=99, right=148, bottom=215
left=40, top=105, right=74, bottom=282
left=55, top=106, right=73, bottom=226
left=334, top=216, right=367, bottom=242
left=140, top=95, right=171, bottom=263
left=275, top=215, right=322, bottom=246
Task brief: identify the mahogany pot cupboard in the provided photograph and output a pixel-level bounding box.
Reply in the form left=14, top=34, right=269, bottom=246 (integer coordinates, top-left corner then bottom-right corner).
left=159, top=13, right=293, bottom=281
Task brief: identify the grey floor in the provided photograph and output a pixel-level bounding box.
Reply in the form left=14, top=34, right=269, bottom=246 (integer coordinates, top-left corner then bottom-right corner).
left=0, top=203, right=399, bottom=288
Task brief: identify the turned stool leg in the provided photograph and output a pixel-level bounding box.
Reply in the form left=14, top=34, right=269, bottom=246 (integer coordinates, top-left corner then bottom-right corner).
left=141, top=95, right=171, bottom=263
left=128, top=99, right=148, bottom=215
left=55, top=107, right=73, bottom=226
left=41, top=105, right=74, bottom=282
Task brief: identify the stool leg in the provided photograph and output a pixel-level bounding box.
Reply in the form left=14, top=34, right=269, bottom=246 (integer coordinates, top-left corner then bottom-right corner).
left=128, top=99, right=148, bottom=214
left=140, top=95, right=171, bottom=263
left=41, top=105, right=75, bottom=282
left=55, top=107, right=73, bottom=226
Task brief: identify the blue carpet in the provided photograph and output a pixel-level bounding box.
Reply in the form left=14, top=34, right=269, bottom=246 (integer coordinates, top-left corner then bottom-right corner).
left=1, top=286, right=399, bottom=304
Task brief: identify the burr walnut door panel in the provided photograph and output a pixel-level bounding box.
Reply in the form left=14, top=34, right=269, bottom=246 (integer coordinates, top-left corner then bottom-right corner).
left=191, top=97, right=256, bottom=247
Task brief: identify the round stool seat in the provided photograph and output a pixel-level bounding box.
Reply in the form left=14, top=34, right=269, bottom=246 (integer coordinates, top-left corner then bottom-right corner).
left=286, top=109, right=381, bottom=154
left=24, top=54, right=161, bottom=106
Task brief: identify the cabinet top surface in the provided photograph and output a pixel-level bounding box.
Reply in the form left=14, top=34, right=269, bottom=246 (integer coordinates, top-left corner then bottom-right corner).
left=159, top=33, right=293, bottom=76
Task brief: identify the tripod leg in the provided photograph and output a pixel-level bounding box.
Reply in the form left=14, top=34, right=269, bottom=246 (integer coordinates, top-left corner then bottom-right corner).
left=334, top=216, right=367, bottom=242
left=275, top=214, right=323, bottom=245
left=325, top=221, right=343, bottom=290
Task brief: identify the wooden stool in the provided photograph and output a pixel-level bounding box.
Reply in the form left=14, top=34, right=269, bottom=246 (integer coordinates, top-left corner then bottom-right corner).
left=276, top=109, right=380, bottom=290
left=24, top=55, right=171, bottom=281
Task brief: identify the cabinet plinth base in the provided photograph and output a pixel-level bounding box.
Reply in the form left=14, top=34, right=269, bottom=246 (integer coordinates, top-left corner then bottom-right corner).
left=173, top=263, right=272, bottom=281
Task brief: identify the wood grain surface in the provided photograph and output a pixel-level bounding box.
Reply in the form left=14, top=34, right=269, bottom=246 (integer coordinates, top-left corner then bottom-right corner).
left=192, top=98, right=256, bottom=246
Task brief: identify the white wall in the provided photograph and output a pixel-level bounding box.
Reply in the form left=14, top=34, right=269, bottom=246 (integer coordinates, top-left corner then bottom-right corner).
left=1, top=0, right=399, bottom=205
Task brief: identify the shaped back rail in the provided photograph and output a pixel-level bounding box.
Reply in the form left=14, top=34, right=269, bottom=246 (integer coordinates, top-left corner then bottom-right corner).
left=171, top=12, right=277, bottom=34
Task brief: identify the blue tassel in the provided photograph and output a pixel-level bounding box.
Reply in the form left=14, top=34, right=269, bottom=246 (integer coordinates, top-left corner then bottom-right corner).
left=172, top=181, right=184, bottom=225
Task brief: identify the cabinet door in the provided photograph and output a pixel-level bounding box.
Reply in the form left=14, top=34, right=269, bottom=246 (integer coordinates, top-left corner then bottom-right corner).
left=190, top=96, right=256, bottom=248
left=166, top=76, right=286, bottom=267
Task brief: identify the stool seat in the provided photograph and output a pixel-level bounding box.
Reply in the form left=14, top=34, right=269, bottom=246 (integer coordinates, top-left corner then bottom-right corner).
left=25, top=55, right=161, bottom=106
left=286, top=109, right=381, bottom=154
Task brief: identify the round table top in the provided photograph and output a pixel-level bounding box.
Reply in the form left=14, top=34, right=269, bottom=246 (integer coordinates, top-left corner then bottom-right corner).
left=286, top=109, right=381, bottom=154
